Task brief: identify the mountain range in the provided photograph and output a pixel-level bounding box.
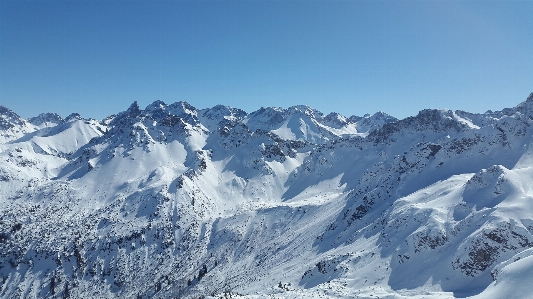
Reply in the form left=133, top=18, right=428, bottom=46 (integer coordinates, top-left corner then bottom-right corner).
left=1, top=94, right=533, bottom=298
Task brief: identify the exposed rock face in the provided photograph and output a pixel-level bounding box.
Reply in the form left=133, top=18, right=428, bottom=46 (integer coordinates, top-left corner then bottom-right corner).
left=1, top=94, right=533, bottom=298
left=29, top=113, right=64, bottom=126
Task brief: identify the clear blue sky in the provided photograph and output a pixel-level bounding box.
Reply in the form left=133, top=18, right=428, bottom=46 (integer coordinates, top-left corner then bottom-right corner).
left=1, top=0, right=532, bottom=120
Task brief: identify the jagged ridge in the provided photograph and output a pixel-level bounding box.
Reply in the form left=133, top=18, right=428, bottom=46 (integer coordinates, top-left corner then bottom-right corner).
left=1, top=95, right=533, bottom=299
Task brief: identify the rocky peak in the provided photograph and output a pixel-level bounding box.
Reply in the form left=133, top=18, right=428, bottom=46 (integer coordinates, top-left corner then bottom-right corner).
left=0, top=105, right=15, bottom=116
left=29, top=113, right=64, bottom=126
left=287, top=105, right=322, bottom=118
left=142, top=100, right=171, bottom=121
left=144, top=100, right=167, bottom=112
left=126, top=101, right=141, bottom=117
left=511, top=93, right=533, bottom=118
left=358, top=111, right=397, bottom=126
left=0, top=105, right=25, bottom=130
left=348, top=115, right=363, bottom=123
left=200, top=105, right=247, bottom=123
left=247, top=107, right=285, bottom=127
left=167, top=101, right=197, bottom=117
left=323, top=112, right=349, bottom=127
left=406, top=109, right=465, bottom=132
left=248, top=105, right=326, bottom=127
left=368, top=109, right=465, bottom=143
left=65, top=113, right=83, bottom=122
left=526, top=92, right=533, bottom=102
left=2, top=94, right=533, bottom=298
left=371, top=111, right=396, bottom=121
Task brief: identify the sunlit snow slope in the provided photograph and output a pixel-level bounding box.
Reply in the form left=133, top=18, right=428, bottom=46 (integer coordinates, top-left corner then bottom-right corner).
left=1, top=94, right=533, bottom=299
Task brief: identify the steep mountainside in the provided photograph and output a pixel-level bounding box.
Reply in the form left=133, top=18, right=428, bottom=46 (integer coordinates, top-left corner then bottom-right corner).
left=1, top=94, right=533, bottom=298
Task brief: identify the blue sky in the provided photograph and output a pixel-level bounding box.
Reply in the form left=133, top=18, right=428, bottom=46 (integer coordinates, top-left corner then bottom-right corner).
left=1, top=1, right=532, bottom=120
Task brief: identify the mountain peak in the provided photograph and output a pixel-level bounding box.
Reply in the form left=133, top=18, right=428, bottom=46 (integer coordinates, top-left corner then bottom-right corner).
left=2, top=94, right=533, bottom=299
left=0, top=105, right=24, bottom=130
left=324, top=112, right=348, bottom=125
left=287, top=105, right=321, bottom=117
left=145, top=100, right=167, bottom=112
left=127, top=101, right=141, bottom=116
left=65, top=113, right=82, bottom=122
left=527, top=92, right=533, bottom=102
left=29, top=112, right=64, bottom=126
left=0, top=105, right=20, bottom=119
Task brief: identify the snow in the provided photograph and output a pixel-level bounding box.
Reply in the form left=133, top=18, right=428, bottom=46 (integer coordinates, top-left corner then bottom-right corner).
left=2, top=94, right=533, bottom=298
left=452, top=111, right=480, bottom=129
left=471, top=248, right=533, bottom=299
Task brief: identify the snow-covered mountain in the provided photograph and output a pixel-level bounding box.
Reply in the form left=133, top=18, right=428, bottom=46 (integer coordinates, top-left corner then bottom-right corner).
left=1, top=94, right=533, bottom=298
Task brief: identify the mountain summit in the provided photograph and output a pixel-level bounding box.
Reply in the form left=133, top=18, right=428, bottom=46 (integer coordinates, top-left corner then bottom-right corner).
left=1, top=96, right=533, bottom=298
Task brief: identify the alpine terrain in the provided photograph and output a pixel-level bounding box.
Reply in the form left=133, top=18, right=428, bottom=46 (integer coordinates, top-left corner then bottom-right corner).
left=2, top=94, right=533, bottom=299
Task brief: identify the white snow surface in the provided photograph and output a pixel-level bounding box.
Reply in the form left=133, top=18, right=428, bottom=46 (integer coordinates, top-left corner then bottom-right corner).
left=1, top=95, right=533, bottom=298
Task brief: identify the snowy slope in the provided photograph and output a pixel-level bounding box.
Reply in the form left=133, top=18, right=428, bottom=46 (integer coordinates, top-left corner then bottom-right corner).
left=1, top=94, right=533, bottom=299
left=244, top=105, right=396, bottom=143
